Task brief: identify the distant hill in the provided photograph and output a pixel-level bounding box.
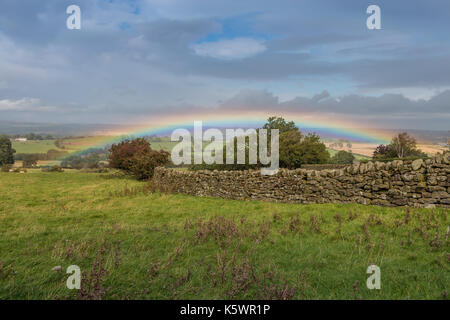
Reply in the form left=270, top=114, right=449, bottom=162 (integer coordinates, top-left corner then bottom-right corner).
left=0, top=121, right=448, bottom=144
left=0, top=121, right=128, bottom=137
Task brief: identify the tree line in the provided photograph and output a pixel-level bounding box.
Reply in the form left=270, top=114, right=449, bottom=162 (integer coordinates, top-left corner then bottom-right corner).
left=2, top=133, right=55, bottom=140
left=0, top=118, right=434, bottom=177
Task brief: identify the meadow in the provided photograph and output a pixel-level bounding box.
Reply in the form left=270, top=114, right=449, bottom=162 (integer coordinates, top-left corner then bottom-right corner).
left=12, top=140, right=60, bottom=154
left=0, top=171, right=448, bottom=300
left=12, top=136, right=443, bottom=166
left=56, top=136, right=112, bottom=152
left=13, top=136, right=371, bottom=159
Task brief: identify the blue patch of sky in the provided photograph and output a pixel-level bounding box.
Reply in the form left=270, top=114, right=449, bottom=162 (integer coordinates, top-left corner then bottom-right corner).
left=119, top=22, right=131, bottom=30
left=195, top=12, right=277, bottom=44
left=96, top=0, right=114, bottom=7
left=96, top=0, right=140, bottom=15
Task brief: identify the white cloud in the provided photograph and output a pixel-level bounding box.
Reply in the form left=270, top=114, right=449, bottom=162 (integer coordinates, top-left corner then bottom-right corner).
left=0, top=98, right=57, bottom=111
left=192, top=38, right=266, bottom=60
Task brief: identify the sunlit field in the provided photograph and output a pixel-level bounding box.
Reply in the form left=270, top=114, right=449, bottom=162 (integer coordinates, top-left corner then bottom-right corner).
left=12, top=140, right=61, bottom=154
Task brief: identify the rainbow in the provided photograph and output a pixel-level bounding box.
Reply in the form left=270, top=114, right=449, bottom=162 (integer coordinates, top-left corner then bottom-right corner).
left=60, top=110, right=391, bottom=158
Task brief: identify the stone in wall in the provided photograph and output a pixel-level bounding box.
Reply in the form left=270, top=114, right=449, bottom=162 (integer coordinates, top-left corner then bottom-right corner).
left=153, top=152, right=450, bottom=208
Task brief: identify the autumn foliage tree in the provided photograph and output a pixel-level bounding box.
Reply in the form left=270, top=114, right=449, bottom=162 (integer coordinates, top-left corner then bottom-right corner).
left=390, top=132, right=425, bottom=158
left=373, top=132, right=426, bottom=160
left=373, top=144, right=395, bottom=159
left=108, top=138, right=170, bottom=180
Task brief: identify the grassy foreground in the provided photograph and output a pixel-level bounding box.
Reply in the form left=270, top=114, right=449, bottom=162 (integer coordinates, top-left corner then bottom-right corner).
left=0, top=171, right=448, bottom=300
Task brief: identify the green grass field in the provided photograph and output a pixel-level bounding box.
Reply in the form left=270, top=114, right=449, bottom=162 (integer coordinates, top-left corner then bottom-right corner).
left=12, top=140, right=60, bottom=154
left=57, top=136, right=111, bottom=152
left=0, top=171, right=448, bottom=300
left=12, top=137, right=371, bottom=165
left=149, top=140, right=178, bottom=152
left=150, top=141, right=372, bottom=162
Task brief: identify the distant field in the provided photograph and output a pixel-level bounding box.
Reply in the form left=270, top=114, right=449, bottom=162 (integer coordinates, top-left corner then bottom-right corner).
left=152, top=140, right=372, bottom=161
left=327, top=142, right=448, bottom=158
left=12, top=140, right=60, bottom=154
left=326, top=148, right=369, bottom=161
left=12, top=160, right=61, bottom=168
left=417, top=144, right=448, bottom=155
left=0, top=171, right=448, bottom=299
left=11, top=136, right=445, bottom=163
left=58, top=136, right=111, bottom=151
left=10, top=137, right=176, bottom=165
left=325, top=142, right=377, bottom=158
left=148, top=141, right=178, bottom=152
left=57, top=137, right=177, bottom=153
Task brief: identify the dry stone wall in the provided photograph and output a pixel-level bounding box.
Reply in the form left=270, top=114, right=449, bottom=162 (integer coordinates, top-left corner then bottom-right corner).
left=153, top=152, right=450, bottom=208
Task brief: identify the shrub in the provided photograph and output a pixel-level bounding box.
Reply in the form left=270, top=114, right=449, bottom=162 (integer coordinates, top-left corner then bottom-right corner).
left=41, top=165, right=64, bottom=172
left=61, top=153, right=101, bottom=169
left=108, top=138, right=170, bottom=180
left=330, top=150, right=355, bottom=164
left=373, top=144, right=396, bottom=159
left=80, top=167, right=109, bottom=173
left=60, top=148, right=108, bottom=169
left=22, top=154, right=39, bottom=168
left=1, top=164, right=13, bottom=172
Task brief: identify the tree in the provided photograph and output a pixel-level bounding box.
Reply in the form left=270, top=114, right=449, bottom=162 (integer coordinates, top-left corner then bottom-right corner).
left=297, top=133, right=330, bottom=165
left=108, top=138, right=170, bottom=180
left=390, top=132, right=418, bottom=158
left=0, top=136, right=15, bottom=166
left=330, top=150, right=355, bottom=164
left=279, top=130, right=304, bottom=168
left=374, top=132, right=426, bottom=159
left=263, top=117, right=329, bottom=168
left=190, top=116, right=330, bottom=170
left=262, top=116, right=297, bottom=134
left=373, top=144, right=395, bottom=159
left=274, top=121, right=329, bottom=168
left=25, top=133, right=44, bottom=140
left=55, top=139, right=65, bottom=149
left=22, top=154, right=39, bottom=168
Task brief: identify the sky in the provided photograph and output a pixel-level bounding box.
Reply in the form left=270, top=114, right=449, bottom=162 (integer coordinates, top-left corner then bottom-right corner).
left=0, top=0, right=449, bottom=130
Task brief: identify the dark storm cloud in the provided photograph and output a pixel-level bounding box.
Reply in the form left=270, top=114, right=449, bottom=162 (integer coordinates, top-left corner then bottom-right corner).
left=0, top=0, right=449, bottom=128
left=221, top=88, right=450, bottom=116
left=347, top=55, right=450, bottom=89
